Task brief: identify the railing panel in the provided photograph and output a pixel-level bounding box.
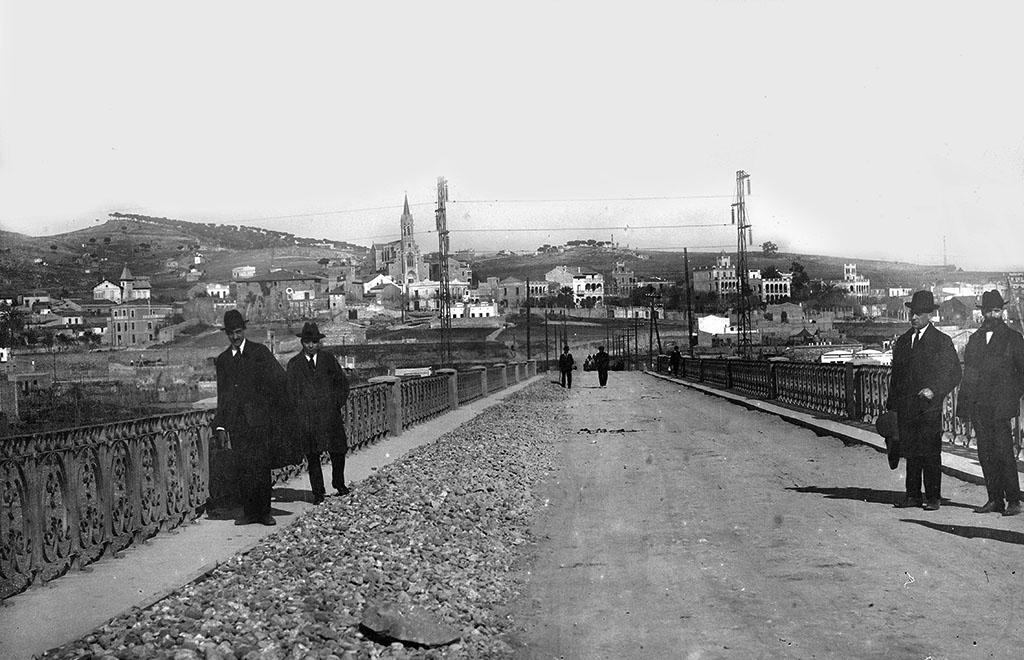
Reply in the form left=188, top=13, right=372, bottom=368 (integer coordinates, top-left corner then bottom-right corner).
left=487, top=366, right=505, bottom=394
left=345, top=382, right=391, bottom=451
left=730, top=361, right=773, bottom=398
left=0, top=410, right=215, bottom=600
left=458, top=369, right=484, bottom=404
left=400, top=375, right=451, bottom=430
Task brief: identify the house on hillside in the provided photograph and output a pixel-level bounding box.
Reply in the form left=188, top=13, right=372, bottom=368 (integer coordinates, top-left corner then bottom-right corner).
left=545, top=266, right=604, bottom=308
left=939, top=295, right=981, bottom=326
left=106, top=300, right=176, bottom=347
left=93, top=280, right=122, bottom=302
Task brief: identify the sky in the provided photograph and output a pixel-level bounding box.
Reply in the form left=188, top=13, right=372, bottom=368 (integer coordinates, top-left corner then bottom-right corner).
left=2, top=1, right=1024, bottom=272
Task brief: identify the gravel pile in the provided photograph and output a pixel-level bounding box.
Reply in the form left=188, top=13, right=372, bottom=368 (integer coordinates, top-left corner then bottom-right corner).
left=41, top=382, right=564, bottom=660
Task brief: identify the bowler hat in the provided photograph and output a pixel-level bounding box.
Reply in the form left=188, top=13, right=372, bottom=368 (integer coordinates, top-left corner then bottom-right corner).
left=223, top=309, right=247, bottom=332
left=875, top=411, right=900, bottom=470
left=905, top=290, right=937, bottom=314
left=296, top=322, right=326, bottom=341
left=978, top=290, right=1007, bottom=310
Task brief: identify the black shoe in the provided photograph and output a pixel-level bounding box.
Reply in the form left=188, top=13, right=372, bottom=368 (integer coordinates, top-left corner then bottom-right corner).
left=335, top=485, right=350, bottom=496
left=234, top=516, right=257, bottom=526
left=922, top=500, right=940, bottom=511
left=1002, top=502, right=1022, bottom=517
left=974, top=500, right=1005, bottom=514
left=257, top=514, right=276, bottom=526
left=312, top=493, right=325, bottom=505
left=896, top=498, right=923, bottom=509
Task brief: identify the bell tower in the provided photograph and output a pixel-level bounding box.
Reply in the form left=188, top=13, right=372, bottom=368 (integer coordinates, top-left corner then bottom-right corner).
left=399, top=194, right=420, bottom=284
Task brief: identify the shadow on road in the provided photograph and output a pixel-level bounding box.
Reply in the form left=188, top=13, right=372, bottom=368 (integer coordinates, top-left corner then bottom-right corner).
left=901, top=519, right=1024, bottom=546
left=788, top=485, right=901, bottom=505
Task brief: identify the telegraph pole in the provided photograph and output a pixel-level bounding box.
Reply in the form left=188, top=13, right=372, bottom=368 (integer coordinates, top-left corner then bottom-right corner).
left=525, top=278, right=531, bottom=360
left=732, top=170, right=752, bottom=358
left=684, top=248, right=696, bottom=357
left=435, top=176, right=452, bottom=367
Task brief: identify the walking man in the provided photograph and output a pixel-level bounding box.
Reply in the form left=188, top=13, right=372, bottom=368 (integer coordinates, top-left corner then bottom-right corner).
left=286, top=322, right=351, bottom=505
left=886, top=290, right=962, bottom=511
left=956, top=290, right=1024, bottom=516
left=669, top=345, right=682, bottom=377
left=213, top=310, right=288, bottom=526
left=594, top=345, right=610, bottom=388
left=558, top=344, right=575, bottom=389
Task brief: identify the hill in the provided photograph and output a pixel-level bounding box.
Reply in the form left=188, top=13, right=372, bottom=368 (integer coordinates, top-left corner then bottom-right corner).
left=0, top=214, right=369, bottom=298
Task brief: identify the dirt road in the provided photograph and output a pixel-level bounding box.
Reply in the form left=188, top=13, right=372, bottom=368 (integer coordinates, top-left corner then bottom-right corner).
left=509, top=372, right=1024, bottom=660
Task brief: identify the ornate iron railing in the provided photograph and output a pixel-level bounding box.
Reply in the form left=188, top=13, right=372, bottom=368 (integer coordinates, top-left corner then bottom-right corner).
left=457, top=368, right=485, bottom=404
left=1, top=410, right=212, bottom=600
left=400, top=375, right=451, bottom=430
left=652, top=355, right=1024, bottom=452
left=1, top=360, right=538, bottom=599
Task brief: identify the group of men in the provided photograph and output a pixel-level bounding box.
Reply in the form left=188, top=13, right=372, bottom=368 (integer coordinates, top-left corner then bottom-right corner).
left=213, top=310, right=350, bottom=526
left=887, top=290, right=1024, bottom=515
left=559, top=344, right=611, bottom=388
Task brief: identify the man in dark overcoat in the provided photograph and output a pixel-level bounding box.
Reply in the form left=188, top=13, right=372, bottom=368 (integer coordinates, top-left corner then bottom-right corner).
left=558, top=344, right=575, bottom=389
left=956, top=290, right=1024, bottom=516
left=594, top=345, right=611, bottom=388
left=886, top=290, right=962, bottom=511
left=213, top=310, right=288, bottom=526
left=669, top=345, right=682, bottom=377
left=286, top=322, right=350, bottom=504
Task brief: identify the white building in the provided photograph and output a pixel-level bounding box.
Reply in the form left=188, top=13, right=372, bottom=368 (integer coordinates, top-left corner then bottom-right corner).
left=832, top=263, right=870, bottom=297
left=692, top=253, right=738, bottom=297
left=232, top=265, right=256, bottom=279
left=747, top=270, right=792, bottom=303
left=545, top=265, right=604, bottom=307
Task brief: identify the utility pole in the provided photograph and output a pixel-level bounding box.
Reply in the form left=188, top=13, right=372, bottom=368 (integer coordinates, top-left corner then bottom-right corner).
left=525, top=278, right=531, bottom=360
left=545, top=307, right=550, bottom=371
left=435, top=176, right=452, bottom=367
left=732, top=170, right=752, bottom=358
left=684, top=248, right=696, bottom=357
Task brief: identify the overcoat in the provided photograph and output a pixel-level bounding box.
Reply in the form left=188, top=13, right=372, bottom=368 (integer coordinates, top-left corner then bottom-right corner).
left=956, top=319, right=1024, bottom=420
left=213, top=339, right=287, bottom=435
left=286, top=350, right=350, bottom=454
left=886, top=325, right=962, bottom=457
left=213, top=339, right=289, bottom=463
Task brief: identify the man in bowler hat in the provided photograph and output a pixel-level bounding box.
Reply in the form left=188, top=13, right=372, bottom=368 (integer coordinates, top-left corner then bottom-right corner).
left=286, top=322, right=351, bottom=505
left=956, top=290, right=1024, bottom=516
left=213, top=310, right=288, bottom=525
left=558, top=344, right=575, bottom=388
left=886, top=291, right=962, bottom=510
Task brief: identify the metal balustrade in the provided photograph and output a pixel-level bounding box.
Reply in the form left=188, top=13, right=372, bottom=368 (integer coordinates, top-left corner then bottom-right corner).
left=400, top=375, right=451, bottom=430
left=1, top=360, right=537, bottom=599
left=652, top=355, right=1024, bottom=454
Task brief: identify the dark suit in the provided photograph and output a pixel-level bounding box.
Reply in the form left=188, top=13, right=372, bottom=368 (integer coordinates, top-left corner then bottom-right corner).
left=886, top=324, right=962, bottom=503
left=595, top=349, right=610, bottom=387
left=956, top=319, right=1024, bottom=506
left=286, top=350, right=350, bottom=496
left=214, top=339, right=287, bottom=518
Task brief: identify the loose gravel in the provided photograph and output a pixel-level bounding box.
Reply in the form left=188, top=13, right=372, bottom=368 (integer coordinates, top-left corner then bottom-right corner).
left=40, top=382, right=565, bottom=660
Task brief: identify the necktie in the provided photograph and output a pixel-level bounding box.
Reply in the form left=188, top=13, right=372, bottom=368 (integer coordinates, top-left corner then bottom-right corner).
left=308, top=357, right=316, bottom=372
left=912, top=330, right=921, bottom=349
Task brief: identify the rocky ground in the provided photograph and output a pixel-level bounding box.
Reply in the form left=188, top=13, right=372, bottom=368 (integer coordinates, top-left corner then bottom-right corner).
left=40, top=383, right=564, bottom=660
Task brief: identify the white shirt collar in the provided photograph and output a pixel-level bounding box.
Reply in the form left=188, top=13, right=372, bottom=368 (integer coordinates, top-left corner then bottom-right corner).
left=233, top=339, right=247, bottom=356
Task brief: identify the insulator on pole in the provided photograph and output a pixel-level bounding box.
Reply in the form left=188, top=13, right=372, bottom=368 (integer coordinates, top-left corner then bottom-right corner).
left=731, top=208, right=735, bottom=224
left=747, top=179, right=751, bottom=195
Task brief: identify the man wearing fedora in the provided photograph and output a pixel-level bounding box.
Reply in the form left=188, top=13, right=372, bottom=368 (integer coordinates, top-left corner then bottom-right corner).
left=286, top=322, right=351, bottom=504
left=886, top=290, right=962, bottom=511
left=956, top=290, right=1024, bottom=516
left=213, top=309, right=288, bottom=526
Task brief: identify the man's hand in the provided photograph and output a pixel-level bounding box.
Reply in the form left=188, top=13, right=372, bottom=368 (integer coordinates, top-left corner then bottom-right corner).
left=918, top=387, right=934, bottom=401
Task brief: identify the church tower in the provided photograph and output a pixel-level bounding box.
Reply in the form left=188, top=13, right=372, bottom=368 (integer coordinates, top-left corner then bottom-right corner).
left=398, top=194, right=421, bottom=285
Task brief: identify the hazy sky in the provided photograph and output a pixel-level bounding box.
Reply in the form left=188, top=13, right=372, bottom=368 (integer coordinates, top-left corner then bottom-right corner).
left=2, top=1, right=1023, bottom=271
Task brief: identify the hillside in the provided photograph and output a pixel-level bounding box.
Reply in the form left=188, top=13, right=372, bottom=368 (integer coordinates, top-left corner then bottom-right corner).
left=0, top=214, right=370, bottom=297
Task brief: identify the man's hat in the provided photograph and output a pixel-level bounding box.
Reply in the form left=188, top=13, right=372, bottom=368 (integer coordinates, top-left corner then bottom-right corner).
left=223, top=309, right=247, bottom=332
left=905, top=290, right=938, bottom=314
left=297, top=322, right=327, bottom=341
left=978, top=290, right=1007, bottom=310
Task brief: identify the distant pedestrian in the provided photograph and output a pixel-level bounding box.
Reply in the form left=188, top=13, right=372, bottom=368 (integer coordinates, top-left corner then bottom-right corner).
left=886, top=291, right=962, bottom=511
left=558, top=344, right=575, bottom=389
left=956, top=290, right=1024, bottom=516
left=669, top=345, right=682, bottom=377
left=286, top=322, right=351, bottom=505
left=213, top=310, right=288, bottom=526
left=594, top=345, right=610, bottom=387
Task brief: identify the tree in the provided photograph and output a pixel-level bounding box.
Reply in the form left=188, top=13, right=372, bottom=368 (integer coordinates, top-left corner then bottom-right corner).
left=554, top=286, right=574, bottom=309
left=761, top=241, right=779, bottom=257
left=318, top=258, right=331, bottom=267
left=761, top=266, right=783, bottom=280
left=789, top=261, right=811, bottom=301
